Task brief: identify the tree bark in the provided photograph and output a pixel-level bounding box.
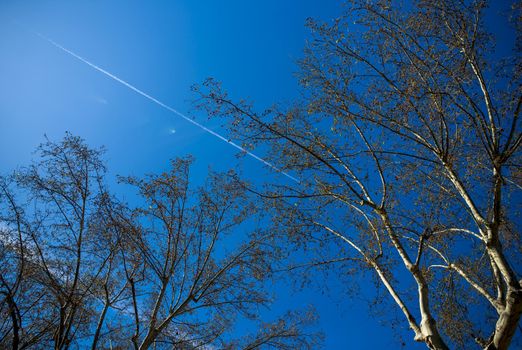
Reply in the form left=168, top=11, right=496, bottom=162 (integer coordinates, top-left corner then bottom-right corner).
left=484, top=283, right=522, bottom=349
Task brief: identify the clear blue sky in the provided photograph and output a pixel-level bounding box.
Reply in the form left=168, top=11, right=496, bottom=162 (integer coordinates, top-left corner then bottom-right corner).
left=0, top=1, right=452, bottom=348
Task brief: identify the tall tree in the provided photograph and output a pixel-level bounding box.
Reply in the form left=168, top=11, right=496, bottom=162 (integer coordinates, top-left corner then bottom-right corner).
left=110, top=158, right=317, bottom=349
left=195, top=0, right=522, bottom=349
left=0, top=135, right=319, bottom=349
left=0, top=134, right=111, bottom=349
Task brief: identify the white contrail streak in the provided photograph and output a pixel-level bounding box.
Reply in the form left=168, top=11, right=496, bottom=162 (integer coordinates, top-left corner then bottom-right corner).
left=34, top=31, right=299, bottom=183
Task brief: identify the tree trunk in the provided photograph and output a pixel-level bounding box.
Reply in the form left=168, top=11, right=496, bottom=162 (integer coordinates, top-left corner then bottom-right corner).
left=414, top=276, right=449, bottom=350
left=485, top=284, right=522, bottom=350
left=138, top=329, right=158, bottom=350
left=91, top=302, right=109, bottom=350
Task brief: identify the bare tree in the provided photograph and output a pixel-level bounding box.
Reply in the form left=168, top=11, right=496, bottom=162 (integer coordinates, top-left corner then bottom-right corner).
left=195, top=0, right=522, bottom=349
left=106, top=158, right=319, bottom=349
left=0, top=178, right=27, bottom=349
left=0, top=134, right=114, bottom=349
left=0, top=135, right=319, bottom=349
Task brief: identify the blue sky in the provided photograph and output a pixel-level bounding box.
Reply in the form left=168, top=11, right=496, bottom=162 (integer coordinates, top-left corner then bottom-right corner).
left=0, top=0, right=343, bottom=180
left=0, top=1, right=459, bottom=348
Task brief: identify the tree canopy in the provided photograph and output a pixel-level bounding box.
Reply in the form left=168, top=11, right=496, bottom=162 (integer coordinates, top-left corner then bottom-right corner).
left=195, top=0, right=522, bottom=349
left=0, top=134, right=319, bottom=349
left=1, top=1, right=521, bottom=349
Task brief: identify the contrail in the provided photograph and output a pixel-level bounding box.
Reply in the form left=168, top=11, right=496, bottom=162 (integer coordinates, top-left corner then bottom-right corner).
left=33, top=31, right=299, bottom=183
